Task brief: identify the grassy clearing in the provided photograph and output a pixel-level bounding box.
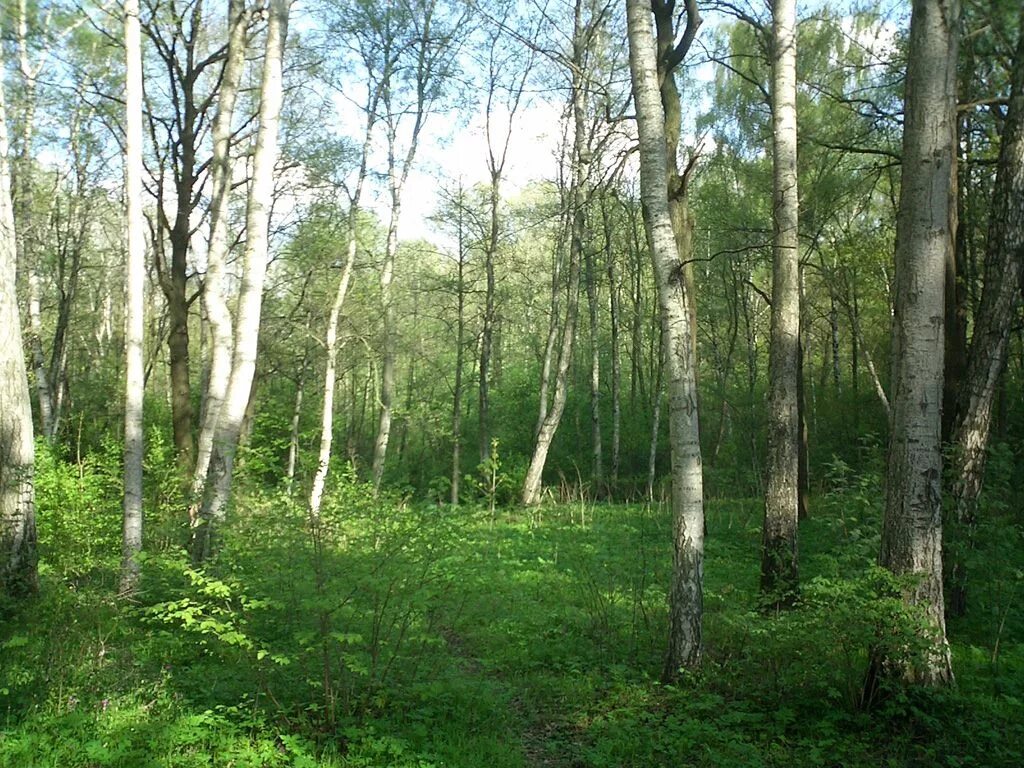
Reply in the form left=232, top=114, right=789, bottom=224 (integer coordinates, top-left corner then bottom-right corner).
left=1, top=467, right=1022, bottom=767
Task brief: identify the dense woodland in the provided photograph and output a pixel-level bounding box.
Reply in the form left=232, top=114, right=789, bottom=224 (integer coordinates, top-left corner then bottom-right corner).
left=1, top=0, right=1023, bottom=764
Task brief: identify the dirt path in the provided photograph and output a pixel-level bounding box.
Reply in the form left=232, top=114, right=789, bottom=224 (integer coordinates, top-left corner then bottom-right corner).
left=437, top=625, right=582, bottom=768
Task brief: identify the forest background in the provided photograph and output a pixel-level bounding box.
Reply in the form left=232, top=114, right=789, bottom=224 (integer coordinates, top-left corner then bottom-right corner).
left=0, top=0, right=1022, bottom=764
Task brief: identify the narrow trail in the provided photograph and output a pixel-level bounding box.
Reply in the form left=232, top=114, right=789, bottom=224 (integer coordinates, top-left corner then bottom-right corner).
left=437, top=625, right=583, bottom=768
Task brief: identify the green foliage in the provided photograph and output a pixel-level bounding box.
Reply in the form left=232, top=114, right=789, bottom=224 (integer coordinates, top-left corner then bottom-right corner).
left=6, top=446, right=1024, bottom=767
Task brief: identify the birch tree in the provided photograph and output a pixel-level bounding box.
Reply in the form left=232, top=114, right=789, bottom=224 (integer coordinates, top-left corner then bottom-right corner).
left=626, top=0, right=705, bottom=675
left=120, top=0, right=146, bottom=595
left=370, top=0, right=465, bottom=491
left=192, top=0, right=290, bottom=561
left=521, top=0, right=603, bottom=506
left=761, top=0, right=801, bottom=605
left=947, top=13, right=1024, bottom=617
left=478, top=3, right=536, bottom=465
left=875, top=0, right=959, bottom=687
left=0, top=29, right=37, bottom=597
left=190, top=0, right=251, bottom=501
left=306, top=10, right=389, bottom=515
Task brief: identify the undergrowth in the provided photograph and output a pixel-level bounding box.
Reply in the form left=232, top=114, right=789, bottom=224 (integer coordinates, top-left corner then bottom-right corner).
left=1, top=444, right=1022, bottom=766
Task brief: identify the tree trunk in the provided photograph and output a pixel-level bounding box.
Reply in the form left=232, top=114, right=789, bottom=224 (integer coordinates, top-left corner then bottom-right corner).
left=120, top=0, right=145, bottom=595
left=874, top=0, right=959, bottom=689
left=452, top=200, right=467, bottom=504
left=192, top=0, right=289, bottom=561
left=584, top=243, right=603, bottom=496
left=308, top=240, right=356, bottom=516
left=0, top=39, right=36, bottom=597
left=761, top=0, right=801, bottom=606
left=479, top=172, right=498, bottom=464
left=947, top=15, right=1024, bottom=618
left=536, top=235, right=564, bottom=437
left=371, top=189, right=400, bottom=491
left=286, top=361, right=305, bottom=484
left=191, top=0, right=249, bottom=500
left=603, top=199, right=622, bottom=495
left=522, top=13, right=588, bottom=506
left=628, top=0, right=705, bottom=676
left=646, top=333, right=664, bottom=502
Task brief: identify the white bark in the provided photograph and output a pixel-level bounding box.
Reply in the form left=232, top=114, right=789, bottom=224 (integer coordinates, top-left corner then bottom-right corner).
left=0, top=34, right=36, bottom=597
left=947, top=16, right=1024, bottom=615
left=193, top=0, right=289, bottom=560
left=308, top=233, right=357, bottom=516
left=521, top=0, right=589, bottom=506
left=120, top=0, right=146, bottom=595
left=627, top=0, right=705, bottom=674
left=762, top=0, right=801, bottom=602
left=878, top=0, right=958, bottom=687
left=308, top=88, right=376, bottom=514
left=191, top=0, right=249, bottom=501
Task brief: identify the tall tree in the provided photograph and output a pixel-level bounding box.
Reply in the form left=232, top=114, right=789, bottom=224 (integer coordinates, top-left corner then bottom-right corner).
left=761, top=0, right=801, bottom=605
left=190, top=0, right=251, bottom=501
left=370, top=0, right=464, bottom=491
left=306, top=72, right=382, bottom=517
left=0, top=24, right=37, bottom=597
left=947, top=12, right=1024, bottom=617
left=875, top=0, right=959, bottom=687
left=521, top=0, right=605, bottom=506
left=192, top=0, right=290, bottom=560
left=627, top=0, right=706, bottom=676
left=120, top=0, right=146, bottom=595
left=478, top=5, right=534, bottom=465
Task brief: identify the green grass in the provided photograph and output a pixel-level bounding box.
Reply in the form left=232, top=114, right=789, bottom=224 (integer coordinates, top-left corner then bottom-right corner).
left=2, top=467, right=1022, bottom=767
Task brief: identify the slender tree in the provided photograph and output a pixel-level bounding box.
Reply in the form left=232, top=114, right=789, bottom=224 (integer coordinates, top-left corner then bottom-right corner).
left=761, top=0, right=801, bottom=605
left=190, top=0, right=251, bottom=501
left=947, top=13, right=1024, bottom=617
left=875, top=0, right=959, bottom=688
left=192, top=0, right=290, bottom=560
left=120, top=0, right=146, bottom=595
left=627, top=0, right=706, bottom=676
left=0, top=25, right=37, bottom=598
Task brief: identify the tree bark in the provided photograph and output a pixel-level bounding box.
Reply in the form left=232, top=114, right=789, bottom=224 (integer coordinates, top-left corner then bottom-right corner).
left=521, top=3, right=588, bottom=506
left=947, top=14, right=1024, bottom=617
left=308, top=87, right=376, bottom=514
left=192, top=0, right=289, bottom=561
left=191, top=0, right=249, bottom=500
left=120, top=0, right=146, bottom=595
left=452, top=194, right=467, bottom=504
left=628, top=0, right=705, bottom=676
left=761, top=0, right=801, bottom=606
left=0, top=35, right=36, bottom=597
left=584, top=242, right=603, bottom=496
left=603, top=198, right=622, bottom=494
left=875, top=0, right=959, bottom=688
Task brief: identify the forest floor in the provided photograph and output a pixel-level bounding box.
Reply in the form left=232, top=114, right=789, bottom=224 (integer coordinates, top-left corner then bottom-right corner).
left=2, top=472, right=1023, bottom=767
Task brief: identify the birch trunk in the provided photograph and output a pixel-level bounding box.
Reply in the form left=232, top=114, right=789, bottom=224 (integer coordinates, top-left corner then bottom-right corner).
left=120, top=0, right=145, bottom=595
left=308, top=230, right=357, bottom=516
left=947, top=15, right=1024, bottom=617
left=761, top=0, right=801, bottom=605
left=308, top=82, right=377, bottom=512
left=603, top=200, right=621, bottom=494
left=191, top=0, right=249, bottom=500
left=371, top=187, right=400, bottom=491
left=627, top=0, right=705, bottom=675
left=521, top=15, right=587, bottom=505
left=452, top=201, right=467, bottom=504
left=479, top=171, right=498, bottom=463
left=0, top=36, right=36, bottom=597
left=192, top=0, right=289, bottom=561
left=584, top=244, right=603, bottom=496
left=876, top=0, right=959, bottom=688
